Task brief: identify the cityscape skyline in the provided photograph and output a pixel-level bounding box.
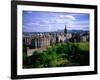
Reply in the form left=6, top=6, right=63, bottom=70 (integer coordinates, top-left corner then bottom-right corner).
left=23, top=11, right=90, bottom=32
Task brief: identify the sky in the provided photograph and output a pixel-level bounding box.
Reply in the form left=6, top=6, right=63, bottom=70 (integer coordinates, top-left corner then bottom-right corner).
left=23, top=11, right=90, bottom=32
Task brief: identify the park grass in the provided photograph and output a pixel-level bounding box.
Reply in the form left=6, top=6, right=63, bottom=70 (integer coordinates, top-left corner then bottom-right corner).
left=75, top=42, right=89, bottom=51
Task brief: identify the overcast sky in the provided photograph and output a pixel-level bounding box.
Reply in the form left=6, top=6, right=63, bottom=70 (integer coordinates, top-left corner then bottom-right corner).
left=23, top=11, right=90, bottom=32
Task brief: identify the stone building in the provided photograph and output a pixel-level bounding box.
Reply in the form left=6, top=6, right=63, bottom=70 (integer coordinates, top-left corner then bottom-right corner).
left=23, top=35, right=51, bottom=56
left=23, top=35, right=51, bottom=49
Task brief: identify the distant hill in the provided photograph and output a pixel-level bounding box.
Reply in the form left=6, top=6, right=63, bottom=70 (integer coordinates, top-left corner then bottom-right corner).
left=23, top=29, right=89, bottom=36
left=56, top=29, right=89, bottom=33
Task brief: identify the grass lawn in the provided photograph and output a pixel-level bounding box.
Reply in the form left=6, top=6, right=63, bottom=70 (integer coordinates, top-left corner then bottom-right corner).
left=75, top=42, right=89, bottom=51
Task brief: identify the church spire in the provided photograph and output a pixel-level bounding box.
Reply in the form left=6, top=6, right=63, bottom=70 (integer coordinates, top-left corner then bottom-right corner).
left=64, top=24, right=67, bottom=34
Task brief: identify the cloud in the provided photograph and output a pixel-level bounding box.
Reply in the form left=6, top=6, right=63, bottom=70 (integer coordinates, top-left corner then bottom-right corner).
left=65, top=15, right=76, bottom=20
left=60, top=15, right=76, bottom=20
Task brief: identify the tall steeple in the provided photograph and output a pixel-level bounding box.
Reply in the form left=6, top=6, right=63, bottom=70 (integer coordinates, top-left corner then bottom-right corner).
left=64, top=24, right=67, bottom=34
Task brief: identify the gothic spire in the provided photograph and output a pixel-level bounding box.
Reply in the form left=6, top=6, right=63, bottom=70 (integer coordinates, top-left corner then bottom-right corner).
left=64, top=24, right=67, bottom=34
